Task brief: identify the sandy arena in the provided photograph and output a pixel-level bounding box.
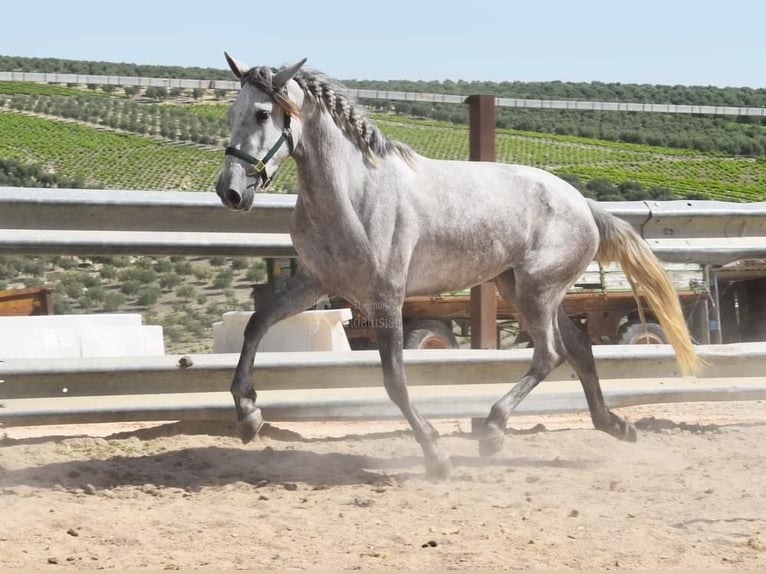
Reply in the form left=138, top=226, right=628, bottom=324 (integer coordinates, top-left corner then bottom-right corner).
left=1, top=400, right=765, bottom=570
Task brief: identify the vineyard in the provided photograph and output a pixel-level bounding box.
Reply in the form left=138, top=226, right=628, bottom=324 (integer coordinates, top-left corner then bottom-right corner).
left=375, top=116, right=766, bottom=201
left=0, top=82, right=764, bottom=200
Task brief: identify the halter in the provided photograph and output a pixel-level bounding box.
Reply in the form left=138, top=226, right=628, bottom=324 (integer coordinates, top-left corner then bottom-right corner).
left=224, top=114, right=294, bottom=191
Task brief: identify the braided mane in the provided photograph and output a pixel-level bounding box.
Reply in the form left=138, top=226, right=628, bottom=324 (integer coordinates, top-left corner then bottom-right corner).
left=243, top=66, right=413, bottom=163
left=295, top=70, right=415, bottom=162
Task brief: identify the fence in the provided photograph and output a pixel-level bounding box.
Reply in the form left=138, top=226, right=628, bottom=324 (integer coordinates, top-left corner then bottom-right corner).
left=1, top=187, right=766, bottom=263
left=3, top=71, right=766, bottom=117
left=2, top=344, right=766, bottom=427
left=1, top=188, right=766, bottom=427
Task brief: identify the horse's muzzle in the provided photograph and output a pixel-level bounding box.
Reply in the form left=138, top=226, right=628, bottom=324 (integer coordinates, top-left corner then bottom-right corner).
left=223, top=188, right=243, bottom=208
left=216, top=179, right=254, bottom=211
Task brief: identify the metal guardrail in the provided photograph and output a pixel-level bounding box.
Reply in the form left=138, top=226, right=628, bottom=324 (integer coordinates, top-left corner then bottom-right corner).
left=2, top=188, right=766, bottom=427
left=0, top=187, right=294, bottom=232
left=0, top=71, right=241, bottom=91
left=2, top=344, right=766, bottom=426
left=1, top=188, right=765, bottom=264
left=0, top=188, right=296, bottom=257
left=0, top=229, right=296, bottom=258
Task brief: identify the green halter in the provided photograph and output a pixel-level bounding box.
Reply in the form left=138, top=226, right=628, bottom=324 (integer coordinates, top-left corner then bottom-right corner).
left=224, top=114, right=294, bottom=191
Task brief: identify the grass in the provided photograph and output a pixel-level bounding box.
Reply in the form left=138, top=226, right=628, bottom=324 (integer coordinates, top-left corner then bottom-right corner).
left=0, top=81, right=110, bottom=97
left=2, top=88, right=765, bottom=199
left=373, top=114, right=766, bottom=201
left=0, top=111, right=224, bottom=191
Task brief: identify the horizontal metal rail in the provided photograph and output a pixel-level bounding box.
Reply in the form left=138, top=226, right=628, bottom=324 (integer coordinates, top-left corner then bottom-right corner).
left=1, top=344, right=765, bottom=426
left=0, top=229, right=296, bottom=257
left=4, top=380, right=766, bottom=427
left=4, top=189, right=765, bottom=238
left=638, top=200, right=766, bottom=239
left=1, top=344, right=763, bottom=399
left=1, top=188, right=765, bottom=264
left=0, top=187, right=295, bottom=233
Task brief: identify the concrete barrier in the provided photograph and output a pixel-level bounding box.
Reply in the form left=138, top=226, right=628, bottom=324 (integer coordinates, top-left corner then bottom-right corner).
left=0, top=314, right=164, bottom=359
left=213, top=309, right=353, bottom=353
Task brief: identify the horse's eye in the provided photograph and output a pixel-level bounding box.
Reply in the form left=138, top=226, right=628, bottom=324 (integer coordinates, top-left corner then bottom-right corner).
left=255, top=109, right=271, bottom=122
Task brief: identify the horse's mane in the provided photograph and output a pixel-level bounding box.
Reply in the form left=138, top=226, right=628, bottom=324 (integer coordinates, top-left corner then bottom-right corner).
left=242, top=66, right=414, bottom=164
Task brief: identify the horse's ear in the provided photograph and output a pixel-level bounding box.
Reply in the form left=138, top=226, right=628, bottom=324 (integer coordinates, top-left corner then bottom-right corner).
left=224, top=51, right=249, bottom=79
left=272, top=58, right=307, bottom=90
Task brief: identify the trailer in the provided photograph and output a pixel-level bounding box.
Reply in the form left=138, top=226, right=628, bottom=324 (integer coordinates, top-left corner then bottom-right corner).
left=711, top=259, right=766, bottom=344
left=0, top=286, right=54, bottom=316
left=252, top=256, right=766, bottom=350
left=337, top=286, right=709, bottom=350
left=255, top=260, right=710, bottom=351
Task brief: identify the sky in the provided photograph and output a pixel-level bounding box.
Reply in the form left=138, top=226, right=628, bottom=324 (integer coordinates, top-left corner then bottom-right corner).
left=2, top=0, right=765, bottom=88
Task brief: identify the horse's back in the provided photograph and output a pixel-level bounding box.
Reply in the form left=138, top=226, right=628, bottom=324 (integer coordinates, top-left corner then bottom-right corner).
left=412, top=158, right=589, bottom=217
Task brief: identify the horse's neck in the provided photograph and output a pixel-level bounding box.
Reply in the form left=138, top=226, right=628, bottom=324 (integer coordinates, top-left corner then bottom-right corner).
left=294, top=111, right=368, bottom=218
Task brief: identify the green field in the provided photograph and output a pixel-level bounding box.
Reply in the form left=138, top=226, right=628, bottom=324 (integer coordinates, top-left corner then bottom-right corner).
left=374, top=115, right=766, bottom=202
left=1, top=83, right=764, bottom=201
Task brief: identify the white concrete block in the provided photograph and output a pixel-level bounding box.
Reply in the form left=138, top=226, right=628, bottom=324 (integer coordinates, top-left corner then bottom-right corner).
left=0, top=314, right=164, bottom=359
left=0, top=327, right=80, bottom=359
left=0, top=313, right=141, bottom=330
left=80, top=325, right=165, bottom=357
left=213, top=309, right=353, bottom=353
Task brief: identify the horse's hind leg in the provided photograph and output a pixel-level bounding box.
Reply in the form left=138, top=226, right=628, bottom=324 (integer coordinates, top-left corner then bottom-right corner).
left=479, top=270, right=565, bottom=456
left=373, top=302, right=452, bottom=480
left=557, top=309, right=637, bottom=442
left=231, top=269, right=321, bottom=443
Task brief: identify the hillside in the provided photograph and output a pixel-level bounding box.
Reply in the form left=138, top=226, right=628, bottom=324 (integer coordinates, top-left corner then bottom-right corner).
left=5, top=54, right=766, bottom=158
left=1, top=84, right=764, bottom=201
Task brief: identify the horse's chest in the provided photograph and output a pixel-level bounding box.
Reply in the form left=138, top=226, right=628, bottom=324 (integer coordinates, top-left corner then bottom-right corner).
left=291, top=220, right=372, bottom=283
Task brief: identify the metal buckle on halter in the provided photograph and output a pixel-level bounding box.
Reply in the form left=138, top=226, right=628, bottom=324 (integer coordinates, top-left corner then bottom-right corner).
left=261, top=176, right=273, bottom=190
left=251, top=159, right=266, bottom=173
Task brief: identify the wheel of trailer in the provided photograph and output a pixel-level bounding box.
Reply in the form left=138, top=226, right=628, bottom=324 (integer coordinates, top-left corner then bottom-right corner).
left=618, top=322, right=667, bottom=345
left=405, top=320, right=459, bottom=349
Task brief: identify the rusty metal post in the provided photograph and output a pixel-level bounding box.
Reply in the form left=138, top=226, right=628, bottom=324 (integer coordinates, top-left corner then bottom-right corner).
left=466, top=95, right=498, bottom=349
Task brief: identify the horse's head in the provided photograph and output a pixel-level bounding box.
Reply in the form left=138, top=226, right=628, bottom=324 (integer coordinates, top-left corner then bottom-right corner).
left=216, top=53, right=307, bottom=210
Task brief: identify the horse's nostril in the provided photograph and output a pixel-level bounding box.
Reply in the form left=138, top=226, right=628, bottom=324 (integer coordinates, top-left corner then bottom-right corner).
left=225, top=189, right=242, bottom=207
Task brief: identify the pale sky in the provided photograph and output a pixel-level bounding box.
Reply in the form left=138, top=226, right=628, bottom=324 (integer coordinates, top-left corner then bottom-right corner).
left=2, top=0, right=764, bottom=88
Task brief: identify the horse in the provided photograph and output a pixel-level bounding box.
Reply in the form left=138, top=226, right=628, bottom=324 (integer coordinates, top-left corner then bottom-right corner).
left=215, top=53, right=702, bottom=479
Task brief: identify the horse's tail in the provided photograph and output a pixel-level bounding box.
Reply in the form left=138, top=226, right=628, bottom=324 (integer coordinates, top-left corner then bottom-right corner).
left=587, top=200, right=703, bottom=376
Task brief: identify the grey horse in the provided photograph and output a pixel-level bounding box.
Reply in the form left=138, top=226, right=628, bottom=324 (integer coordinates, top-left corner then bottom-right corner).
left=215, top=54, right=701, bottom=479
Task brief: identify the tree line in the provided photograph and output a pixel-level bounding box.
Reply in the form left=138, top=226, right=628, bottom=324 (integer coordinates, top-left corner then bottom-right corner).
left=4, top=54, right=766, bottom=106
left=0, top=55, right=232, bottom=81
left=3, top=55, right=765, bottom=157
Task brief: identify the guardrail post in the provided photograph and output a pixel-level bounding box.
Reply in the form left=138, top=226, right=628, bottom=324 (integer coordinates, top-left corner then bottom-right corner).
left=466, top=95, right=498, bottom=349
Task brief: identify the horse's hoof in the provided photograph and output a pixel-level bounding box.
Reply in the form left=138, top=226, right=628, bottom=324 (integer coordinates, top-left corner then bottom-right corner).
left=479, top=431, right=505, bottom=457
left=238, top=408, right=264, bottom=444
left=622, top=419, right=638, bottom=443
left=601, top=413, right=638, bottom=443
left=425, top=456, right=453, bottom=481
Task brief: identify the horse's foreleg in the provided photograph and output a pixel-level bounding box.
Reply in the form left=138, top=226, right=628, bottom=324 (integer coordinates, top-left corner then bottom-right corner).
left=231, top=270, right=321, bottom=443
left=557, top=309, right=637, bottom=442
left=374, top=310, right=452, bottom=480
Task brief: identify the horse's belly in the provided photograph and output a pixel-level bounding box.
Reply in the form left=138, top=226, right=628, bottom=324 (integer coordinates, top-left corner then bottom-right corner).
left=405, top=248, right=514, bottom=296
